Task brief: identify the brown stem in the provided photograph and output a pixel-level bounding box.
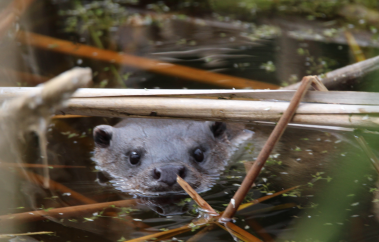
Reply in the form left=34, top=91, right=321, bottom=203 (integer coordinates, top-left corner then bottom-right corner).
left=0, top=199, right=136, bottom=225
left=187, top=224, right=217, bottom=242
left=16, top=165, right=152, bottom=231
left=217, top=222, right=262, bottom=242
left=220, top=76, right=315, bottom=221
left=234, top=186, right=300, bottom=212
left=124, top=222, right=203, bottom=242
left=19, top=169, right=97, bottom=205
left=15, top=31, right=279, bottom=90
left=246, top=219, right=274, bottom=242
left=52, top=115, right=88, bottom=119
left=17, top=166, right=150, bottom=229
left=127, top=183, right=297, bottom=241
left=177, top=176, right=218, bottom=215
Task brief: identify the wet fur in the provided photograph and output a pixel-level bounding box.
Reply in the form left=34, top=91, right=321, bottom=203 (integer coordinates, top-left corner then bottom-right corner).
left=92, top=118, right=253, bottom=196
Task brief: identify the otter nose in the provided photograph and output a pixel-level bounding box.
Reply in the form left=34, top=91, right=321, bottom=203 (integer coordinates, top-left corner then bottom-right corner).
left=152, top=165, right=186, bottom=186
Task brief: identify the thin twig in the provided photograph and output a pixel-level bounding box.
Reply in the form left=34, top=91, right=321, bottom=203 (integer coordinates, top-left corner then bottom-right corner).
left=15, top=31, right=279, bottom=89
left=52, top=115, right=88, bottom=119
left=127, top=183, right=297, bottom=241
left=234, top=186, right=300, bottom=212
left=217, top=222, right=262, bottom=242
left=246, top=219, right=274, bottom=242
left=17, top=169, right=150, bottom=230
left=177, top=176, right=218, bottom=215
left=283, top=55, right=379, bottom=90
left=0, top=231, right=53, bottom=238
left=187, top=224, right=217, bottom=242
left=238, top=203, right=297, bottom=216
left=0, top=199, right=136, bottom=224
left=19, top=169, right=96, bottom=204
left=124, top=220, right=207, bottom=242
left=221, top=76, right=317, bottom=221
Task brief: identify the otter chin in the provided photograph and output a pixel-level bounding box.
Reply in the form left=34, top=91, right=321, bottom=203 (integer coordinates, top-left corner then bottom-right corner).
left=92, top=118, right=253, bottom=197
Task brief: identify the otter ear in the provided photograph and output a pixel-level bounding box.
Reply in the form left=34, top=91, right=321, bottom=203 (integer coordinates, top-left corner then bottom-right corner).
left=209, top=121, right=227, bottom=138
left=93, top=125, right=113, bottom=148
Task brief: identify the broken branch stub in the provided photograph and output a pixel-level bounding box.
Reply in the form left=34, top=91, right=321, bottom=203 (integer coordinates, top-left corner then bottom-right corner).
left=0, top=67, right=92, bottom=187
left=0, top=67, right=92, bottom=156
left=0, top=67, right=91, bottom=231
left=0, top=67, right=92, bottom=123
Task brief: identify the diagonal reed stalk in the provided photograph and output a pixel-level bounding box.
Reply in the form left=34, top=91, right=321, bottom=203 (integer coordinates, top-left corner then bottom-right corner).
left=125, top=76, right=325, bottom=241
left=221, top=76, right=325, bottom=221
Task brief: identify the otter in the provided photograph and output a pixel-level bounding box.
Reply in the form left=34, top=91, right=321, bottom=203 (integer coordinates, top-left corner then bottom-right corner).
left=93, top=118, right=376, bottom=202
left=92, top=118, right=253, bottom=196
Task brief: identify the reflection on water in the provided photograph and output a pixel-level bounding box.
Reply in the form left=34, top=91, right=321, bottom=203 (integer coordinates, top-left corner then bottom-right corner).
left=1, top=0, right=379, bottom=241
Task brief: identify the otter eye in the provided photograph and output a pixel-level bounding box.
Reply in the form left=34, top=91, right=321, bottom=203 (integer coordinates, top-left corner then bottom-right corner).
left=193, top=148, right=204, bottom=163
left=129, top=151, right=141, bottom=165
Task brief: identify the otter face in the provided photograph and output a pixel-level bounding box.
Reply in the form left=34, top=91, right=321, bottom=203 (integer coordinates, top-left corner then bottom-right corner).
left=92, top=118, right=251, bottom=197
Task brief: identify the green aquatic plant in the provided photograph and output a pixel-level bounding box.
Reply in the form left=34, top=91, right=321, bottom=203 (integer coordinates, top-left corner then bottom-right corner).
left=60, top=0, right=134, bottom=35
left=260, top=60, right=276, bottom=72
left=59, top=0, right=139, bottom=87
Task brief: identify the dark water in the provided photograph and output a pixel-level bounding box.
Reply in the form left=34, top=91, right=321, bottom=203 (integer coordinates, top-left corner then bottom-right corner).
left=1, top=0, right=379, bottom=241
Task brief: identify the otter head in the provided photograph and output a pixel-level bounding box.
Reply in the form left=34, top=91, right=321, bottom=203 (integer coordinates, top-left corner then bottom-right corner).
left=92, top=118, right=252, bottom=197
